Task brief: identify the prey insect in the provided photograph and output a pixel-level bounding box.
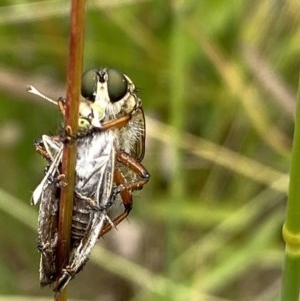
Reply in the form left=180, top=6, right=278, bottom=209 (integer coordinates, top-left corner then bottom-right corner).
left=30, top=68, right=150, bottom=293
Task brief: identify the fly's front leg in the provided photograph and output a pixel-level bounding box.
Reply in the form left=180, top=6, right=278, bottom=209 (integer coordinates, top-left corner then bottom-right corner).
left=57, top=97, right=79, bottom=143
left=101, top=107, right=143, bottom=131
left=101, top=115, right=130, bottom=130
left=57, top=97, right=66, bottom=116
left=75, top=114, right=131, bottom=139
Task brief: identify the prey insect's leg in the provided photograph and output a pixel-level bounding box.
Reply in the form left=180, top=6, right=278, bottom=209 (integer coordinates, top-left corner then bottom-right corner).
left=31, top=146, right=63, bottom=205
left=32, top=134, right=63, bottom=205
left=34, top=135, right=62, bottom=161
left=35, top=142, right=52, bottom=161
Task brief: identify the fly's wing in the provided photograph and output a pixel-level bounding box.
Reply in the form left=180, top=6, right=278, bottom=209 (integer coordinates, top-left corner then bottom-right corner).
left=37, top=178, right=59, bottom=286
left=129, top=108, right=145, bottom=162
left=118, top=108, right=145, bottom=162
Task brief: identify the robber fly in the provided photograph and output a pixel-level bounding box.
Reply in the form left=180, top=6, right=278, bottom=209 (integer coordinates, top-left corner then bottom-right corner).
left=30, top=68, right=150, bottom=293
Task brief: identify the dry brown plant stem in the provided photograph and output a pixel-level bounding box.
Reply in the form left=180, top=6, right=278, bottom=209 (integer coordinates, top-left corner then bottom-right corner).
left=55, top=1, right=86, bottom=300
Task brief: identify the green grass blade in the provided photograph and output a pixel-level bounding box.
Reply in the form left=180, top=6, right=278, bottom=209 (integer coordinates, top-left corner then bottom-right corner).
left=281, top=74, right=300, bottom=301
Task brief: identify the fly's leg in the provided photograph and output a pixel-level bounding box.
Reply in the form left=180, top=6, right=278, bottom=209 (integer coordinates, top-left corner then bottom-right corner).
left=116, top=151, right=150, bottom=192
left=58, top=96, right=131, bottom=140
left=100, top=153, right=150, bottom=236
left=57, top=97, right=66, bottom=116
left=100, top=168, right=132, bottom=236
left=75, top=114, right=132, bottom=140
left=57, top=97, right=123, bottom=132
left=57, top=97, right=78, bottom=143
left=76, top=192, right=116, bottom=213
left=101, top=115, right=130, bottom=130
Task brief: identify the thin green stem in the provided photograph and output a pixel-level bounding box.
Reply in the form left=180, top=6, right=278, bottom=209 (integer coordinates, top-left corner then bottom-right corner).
left=280, top=74, right=300, bottom=301
left=166, top=1, right=186, bottom=297
left=55, top=1, right=86, bottom=300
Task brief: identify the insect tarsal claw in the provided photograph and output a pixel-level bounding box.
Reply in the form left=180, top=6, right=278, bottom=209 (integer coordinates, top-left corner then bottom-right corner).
left=55, top=174, right=67, bottom=188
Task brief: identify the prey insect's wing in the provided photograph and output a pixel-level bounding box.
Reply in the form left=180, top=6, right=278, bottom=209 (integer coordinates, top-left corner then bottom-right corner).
left=95, top=143, right=115, bottom=204
left=38, top=178, right=59, bottom=286
left=54, top=133, right=116, bottom=293
left=54, top=209, right=109, bottom=293
left=32, top=136, right=63, bottom=286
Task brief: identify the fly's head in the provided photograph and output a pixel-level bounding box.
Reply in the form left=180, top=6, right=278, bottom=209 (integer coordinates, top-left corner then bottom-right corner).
left=80, top=68, right=141, bottom=129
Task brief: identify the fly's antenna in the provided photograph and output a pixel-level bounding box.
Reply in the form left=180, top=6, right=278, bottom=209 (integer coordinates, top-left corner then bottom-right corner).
left=26, top=85, right=58, bottom=106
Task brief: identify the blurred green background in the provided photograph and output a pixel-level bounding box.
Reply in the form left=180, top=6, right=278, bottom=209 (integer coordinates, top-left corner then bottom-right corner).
left=0, top=0, right=298, bottom=300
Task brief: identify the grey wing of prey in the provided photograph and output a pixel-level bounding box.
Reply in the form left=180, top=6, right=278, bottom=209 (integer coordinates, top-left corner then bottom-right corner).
left=54, top=131, right=116, bottom=293
left=32, top=137, right=63, bottom=286
left=37, top=178, right=59, bottom=286
left=32, top=131, right=116, bottom=292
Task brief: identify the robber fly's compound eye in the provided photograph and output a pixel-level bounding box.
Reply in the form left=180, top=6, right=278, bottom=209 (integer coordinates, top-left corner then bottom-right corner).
left=81, top=68, right=98, bottom=100
left=107, top=69, right=128, bottom=103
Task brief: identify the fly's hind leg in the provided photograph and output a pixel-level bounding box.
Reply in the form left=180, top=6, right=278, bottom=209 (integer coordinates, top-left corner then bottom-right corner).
left=100, top=168, right=133, bottom=236
left=100, top=152, right=149, bottom=236
left=116, top=151, right=150, bottom=192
